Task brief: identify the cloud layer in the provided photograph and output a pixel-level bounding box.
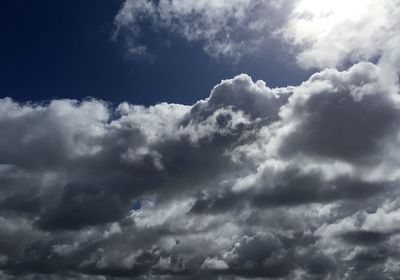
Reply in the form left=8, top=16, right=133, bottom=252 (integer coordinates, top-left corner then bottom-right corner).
left=2, top=61, right=400, bottom=279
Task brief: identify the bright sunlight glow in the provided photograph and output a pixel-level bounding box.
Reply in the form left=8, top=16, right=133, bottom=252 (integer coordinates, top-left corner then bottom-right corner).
left=296, top=0, right=368, bottom=21
left=288, top=0, right=374, bottom=44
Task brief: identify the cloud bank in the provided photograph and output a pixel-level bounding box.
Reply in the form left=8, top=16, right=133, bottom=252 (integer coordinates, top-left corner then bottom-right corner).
left=2, top=61, right=400, bottom=279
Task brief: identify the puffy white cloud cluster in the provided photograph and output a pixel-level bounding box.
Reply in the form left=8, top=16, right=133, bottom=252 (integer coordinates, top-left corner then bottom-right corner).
left=2, top=61, right=400, bottom=279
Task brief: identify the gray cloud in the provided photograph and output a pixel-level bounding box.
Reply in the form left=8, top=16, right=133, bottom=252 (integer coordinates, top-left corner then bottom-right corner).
left=1, top=62, right=400, bottom=279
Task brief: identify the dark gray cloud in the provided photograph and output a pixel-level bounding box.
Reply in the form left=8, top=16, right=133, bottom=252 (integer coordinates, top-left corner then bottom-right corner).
left=1, top=62, right=400, bottom=279
left=278, top=63, right=400, bottom=164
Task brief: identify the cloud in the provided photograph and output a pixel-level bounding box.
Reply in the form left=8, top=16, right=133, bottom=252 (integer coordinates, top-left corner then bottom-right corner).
left=2, top=61, right=400, bottom=279
left=283, top=0, right=400, bottom=69
left=277, top=62, right=400, bottom=163
left=113, top=0, right=293, bottom=59
left=114, top=0, right=400, bottom=76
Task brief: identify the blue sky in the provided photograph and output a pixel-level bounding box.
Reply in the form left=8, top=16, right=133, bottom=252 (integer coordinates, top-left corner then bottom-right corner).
left=0, top=0, right=311, bottom=105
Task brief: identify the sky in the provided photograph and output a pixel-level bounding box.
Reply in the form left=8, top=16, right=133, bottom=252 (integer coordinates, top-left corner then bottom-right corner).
left=0, top=0, right=310, bottom=105
left=1, top=0, right=400, bottom=279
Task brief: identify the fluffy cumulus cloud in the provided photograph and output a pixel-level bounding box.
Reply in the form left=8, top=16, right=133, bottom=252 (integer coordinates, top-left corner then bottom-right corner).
left=2, top=60, right=400, bottom=279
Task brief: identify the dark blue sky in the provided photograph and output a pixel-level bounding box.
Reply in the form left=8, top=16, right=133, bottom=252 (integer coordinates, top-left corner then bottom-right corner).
left=0, top=0, right=311, bottom=105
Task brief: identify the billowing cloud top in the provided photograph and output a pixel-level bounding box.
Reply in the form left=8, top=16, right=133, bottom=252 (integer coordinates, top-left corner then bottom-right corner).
left=2, top=61, right=400, bottom=279
left=3, top=0, right=400, bottom=279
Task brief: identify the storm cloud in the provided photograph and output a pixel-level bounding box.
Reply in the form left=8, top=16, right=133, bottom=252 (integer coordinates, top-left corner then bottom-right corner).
left=1, top=61, right=400, bottom=279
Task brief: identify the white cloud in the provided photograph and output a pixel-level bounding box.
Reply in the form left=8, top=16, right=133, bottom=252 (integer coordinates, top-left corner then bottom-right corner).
left=114, top=0, right=400, bottom=78
left=201, top=257, right=229, bottom=270
left=283, top=0, right=400, bottom=69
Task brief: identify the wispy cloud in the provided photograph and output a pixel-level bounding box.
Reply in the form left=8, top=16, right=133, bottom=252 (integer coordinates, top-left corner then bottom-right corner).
left=113, top=0, right=293, bottom=60
left=114, top=0, right=400, bottom=73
